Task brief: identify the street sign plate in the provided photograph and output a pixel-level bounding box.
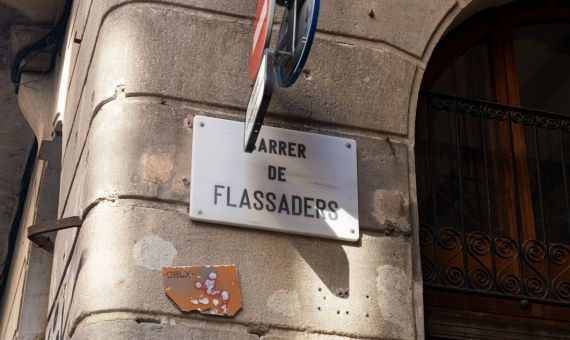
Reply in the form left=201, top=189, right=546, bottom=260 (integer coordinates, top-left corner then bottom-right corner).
left=244, top=49, right=274, bottom=153
left=250, top=0, right=276, bottom=81
left=190, top=116, right=360, bottom=242
left=274, top=0, right=320, bottom=87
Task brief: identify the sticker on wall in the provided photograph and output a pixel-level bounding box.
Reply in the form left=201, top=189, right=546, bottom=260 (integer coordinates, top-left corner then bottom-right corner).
left=162, top=265, right=242, bottom=317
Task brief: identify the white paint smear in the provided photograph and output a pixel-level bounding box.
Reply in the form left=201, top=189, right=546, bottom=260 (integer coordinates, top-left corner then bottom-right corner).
left=267, top=289, right=301, bottom=317
left=132, top=235, right=177, bottom=271
left=376, top=265, right=413, bottom=327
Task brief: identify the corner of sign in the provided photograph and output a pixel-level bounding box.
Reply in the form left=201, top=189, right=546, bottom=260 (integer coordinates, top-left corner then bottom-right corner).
left=348, top=231, right=360, bottom=242
left=193, top=115, right=203, bottom=125
left=348, top=138, right=357, bottom=148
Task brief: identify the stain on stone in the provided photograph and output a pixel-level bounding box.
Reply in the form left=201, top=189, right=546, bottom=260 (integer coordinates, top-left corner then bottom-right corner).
left=333, top=287, right=349, bottom=298
left=267, top=289, right=301, bottom=317
left=385, top=137, right=396, bottom=156
left=372, top=189, right=410, bottom=233
left=141, top=153, right=174, bottom=183
left=376, top=265, right=412, bottom=328
left=115, top=79, right=125, bottom=95
left=133, top=235, right=177, bottom=271
left=302, top=69, right=312, bottom=80
left=105, top=192, right=119, bottom=202
left=183, top=116, right=193, bottom=130
left=384, top=221, right=396, bottom=236
left=247, top=324, right=269, bottom=336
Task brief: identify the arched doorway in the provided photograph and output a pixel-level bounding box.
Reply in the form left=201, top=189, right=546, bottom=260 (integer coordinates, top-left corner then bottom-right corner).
left=415, top=1, right=570, bottom=337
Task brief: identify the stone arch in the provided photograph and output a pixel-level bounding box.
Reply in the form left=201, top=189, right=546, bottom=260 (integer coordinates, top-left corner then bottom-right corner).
left=406, top=2, right=518, bottom=334
left=407, top=0, right=518, bottom=140
left=408, top=0, right=570, bottom=336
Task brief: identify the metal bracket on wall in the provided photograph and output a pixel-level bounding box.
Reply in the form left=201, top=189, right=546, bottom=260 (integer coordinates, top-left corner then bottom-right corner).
left=27, top=216, right=82, bottom=253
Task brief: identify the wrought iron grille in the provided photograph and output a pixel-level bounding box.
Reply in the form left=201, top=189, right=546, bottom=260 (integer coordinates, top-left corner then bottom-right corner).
left=417, top=93, right=570, bottom=305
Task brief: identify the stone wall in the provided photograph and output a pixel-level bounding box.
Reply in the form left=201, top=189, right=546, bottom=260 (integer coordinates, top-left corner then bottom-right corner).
left=43, top=0, right=496, bottom=339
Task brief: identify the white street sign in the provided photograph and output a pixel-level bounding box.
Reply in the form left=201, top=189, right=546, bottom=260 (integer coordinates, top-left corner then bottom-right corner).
left=190, top=116, right=359, bottom=242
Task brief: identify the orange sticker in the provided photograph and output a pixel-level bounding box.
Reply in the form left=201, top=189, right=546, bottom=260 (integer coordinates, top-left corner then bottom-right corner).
left=162, top=266, right=242, bottom=317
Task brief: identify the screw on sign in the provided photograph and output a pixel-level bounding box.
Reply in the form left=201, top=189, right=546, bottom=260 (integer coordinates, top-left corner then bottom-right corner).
left=249, top=0, right=276, bottom=81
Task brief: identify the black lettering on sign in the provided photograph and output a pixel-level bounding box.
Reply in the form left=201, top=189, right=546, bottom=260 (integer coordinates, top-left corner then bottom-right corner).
left=211, top=185, right=343, bottom=222
left=328, top=201, right=339, bottom=220
left=268, top=165, right=277, bottom=180
left=266, top=192, right=277, bottom=212
left=288, top=142, right=297, bottom=157
left=269, top=140, right=277, bottom=154
left=315, top=199, right=327, bottom=219
left=227, top=186, right=237, bottom=207
left=240, top=189, right=251, bottom=209
left=268, top=165, right=287, bottom=181
left=253, top=191, right=264, bottom=210
left=258, top=138, right=268, bottom=153
left=298, top=144, right=307, bottom=159
left=279, top=141, right=287, bottom=155
left=278, top=167, right=286, bottom=182
left=278, top=194, right=290, bottom=215
left=168, top=270, right=192, bottom=279
left=214, top=185, right=224, bottom=205
left=291, top=195, right=302, bottom=216
left=255, top=138, right=307, bottom=159
left=304, top=197, right=314, bottom=218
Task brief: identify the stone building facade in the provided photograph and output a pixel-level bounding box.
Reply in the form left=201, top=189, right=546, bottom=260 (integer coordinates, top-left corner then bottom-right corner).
left=0, top=0, right=569, bottom=339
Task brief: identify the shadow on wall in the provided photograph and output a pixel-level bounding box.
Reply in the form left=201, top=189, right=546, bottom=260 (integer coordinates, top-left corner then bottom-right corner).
left=0, top=4, right=26, bottom=28
left=291, top=237, right=352, bottom=296
left=0, top=0, right=64, bottom=27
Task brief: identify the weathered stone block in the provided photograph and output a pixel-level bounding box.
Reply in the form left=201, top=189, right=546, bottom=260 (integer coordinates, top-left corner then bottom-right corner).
left=49, top=2, right=425, bottom=340
left=63, top=203, right=415, bottom=339
left=74, top=100, right=409, bottom=233
left=318, top=0, right=456, bottom=57
left=80, top=3, right=414, bottom=136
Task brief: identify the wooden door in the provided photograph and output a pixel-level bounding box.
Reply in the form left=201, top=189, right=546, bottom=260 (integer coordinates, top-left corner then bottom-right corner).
left=416, top=1, right=570, bottom=334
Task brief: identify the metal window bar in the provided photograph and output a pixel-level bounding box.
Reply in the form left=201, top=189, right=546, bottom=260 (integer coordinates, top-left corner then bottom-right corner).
left=418, top=92, right=570, bottom=306
left=506, top=114, right=527, bottom=298
left=533, top=123, right=550, bottom=299
left=426, top=98, right=440, bottom=285
left=455, top=111, right=468, bottom=289
left=480, top=112, right=497, bottom=291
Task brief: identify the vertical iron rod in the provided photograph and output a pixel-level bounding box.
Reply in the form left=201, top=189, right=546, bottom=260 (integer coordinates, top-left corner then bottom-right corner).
left=427, top=98, right=440, bottom=283
left=534, top=125, right=547, bottom=243
left=481, top=115, right=496, bottom=290
left=558, top=128, right=570, bottom=234
left=533, top=124, right=549, bottom=298
left=507, top=119, right=526, bottom=296
left=455, top=112, right=468, bottom=288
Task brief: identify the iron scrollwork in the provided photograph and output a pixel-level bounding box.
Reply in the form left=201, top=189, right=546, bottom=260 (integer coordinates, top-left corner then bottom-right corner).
left=420, top=93, right=570, bottom=305
left=420, top=226, right=570, bottom=304
left=420, top=94, right=570, bottom=306
left=549, top=244, right=570, bottom=300
left=466, top=232, right=493, bottom=291
left=428, top=93, right=566, bottom=130
left=438, top=228, right=466, bottom=288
